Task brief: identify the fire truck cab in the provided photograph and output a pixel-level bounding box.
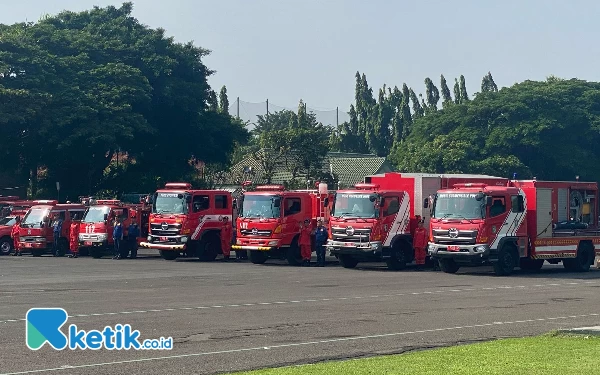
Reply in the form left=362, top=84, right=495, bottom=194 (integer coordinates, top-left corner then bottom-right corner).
left=139, top=183, right=234, bottom=261
left=427, top=179, right=600, bottom=275
left=0, top=200, right=36, bottom=255
left=78, top=198, right=150, bottom=258
left=232, top=184, right=331, bottom=266
left=18, top=201, right=85, bottom=256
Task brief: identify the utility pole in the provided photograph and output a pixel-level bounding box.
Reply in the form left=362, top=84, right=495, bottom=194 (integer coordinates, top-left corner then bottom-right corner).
left=236, top=97, right=240, bottom=119
left=266, top=99, right=269, bottom=120
left=336, top=106, right=339, bottom=126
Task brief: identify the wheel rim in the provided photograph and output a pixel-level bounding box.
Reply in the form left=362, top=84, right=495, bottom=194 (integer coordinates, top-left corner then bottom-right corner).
left=0, top=241, right=11, bottom=254
left=502, top=253, right=513, bottom=272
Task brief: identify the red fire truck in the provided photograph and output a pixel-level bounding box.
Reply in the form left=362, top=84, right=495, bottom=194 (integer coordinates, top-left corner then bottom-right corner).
left=78, top=198, right=150, bottom=258
left=18, top=201, right=85, bottom=256
left=231, top=184, right=332, bottom=265
left=0, top=196, right=21, bottom=218
left=0, top=200, right=37, bottom=255
left=327, top=173, right=508, bottom=270
left=139, top=183, right=234, bottom=261
left=427, top=179, right=600, bottom=275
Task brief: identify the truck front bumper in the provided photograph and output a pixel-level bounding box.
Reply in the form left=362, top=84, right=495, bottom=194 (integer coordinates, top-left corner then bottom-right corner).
left=231, top=245, right=273, bottom=252
left=327, top=240, right=383, bottom=257
left=139, top=242, right=186, bottom=251
left=428, top=243, right=494, bottom=264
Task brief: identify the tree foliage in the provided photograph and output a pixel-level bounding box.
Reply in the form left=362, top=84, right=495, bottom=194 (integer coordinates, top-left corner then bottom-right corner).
left=0, top=3, right=248, bottom=199
left=391, top=78, right=600, bottom=182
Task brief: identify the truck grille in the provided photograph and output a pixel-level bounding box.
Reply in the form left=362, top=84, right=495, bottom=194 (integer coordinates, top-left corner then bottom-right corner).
left=433, top=229, right=478, bottom=245
left=331, top=227, right=371, bottom=242
left=150, top=223, right=181, bottom=236
left=79, top=234, right=103, bottom=241
left=20, top=236, right=42, bottom=243
left=240, top=229, right=272, bottom=237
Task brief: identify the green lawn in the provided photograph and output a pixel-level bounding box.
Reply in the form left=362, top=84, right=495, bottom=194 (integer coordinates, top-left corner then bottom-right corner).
left=231, top=333, right=600, bottom=375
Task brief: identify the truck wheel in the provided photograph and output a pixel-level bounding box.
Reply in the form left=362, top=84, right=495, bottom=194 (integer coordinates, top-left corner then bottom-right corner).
left=338, top=255, right=358, bottom=269
left=0, top=236, right=13, bottom=255
left=563, top=242, right=594, bottom=272
left=199, top=236, right=219, bottom=261
left=520, top=258, right=544, bottom=271
left=90, top=248, right=103, bottom=259
left=286, top=240, right=303, bottom=266
left=32, top=249, right=43, bottom=257
left=56, top=238, right=69, bottom=257
left=78, top=247, right=90, bottom=256
left=439, top=259, right=460, bottom=274
left=493, top=246, right=516, bottom=276
left=160, top=251, right=178, bottom=260
left=386, top=245, right=407, bottom=270
left=249, top=250, right=268, bottom=264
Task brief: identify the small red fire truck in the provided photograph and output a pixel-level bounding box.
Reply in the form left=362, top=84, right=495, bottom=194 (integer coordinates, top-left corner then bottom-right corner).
left=139, top=183, right=234, bottom=261
left=427, top=179, right=600, bottom=275
left=18, top=201, right=85, bottom=256
left=231, top=183, right=332, bottom=265
left=78, top=198, right=150, bottom=258
left=327, top=173, right=507, bottom=270
left=0, top=200, right=37, bottom=255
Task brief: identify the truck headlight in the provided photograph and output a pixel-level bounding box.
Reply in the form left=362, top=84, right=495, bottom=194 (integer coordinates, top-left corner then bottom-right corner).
left=78, top=234, right=85, bottom=241
left=474, top=245, right=488, bottom=253
left=147, top=236, right=152, bottom=241
left=180, top=236, right=188, bottom=243
left=268, top=240, right=278, bottom=246
left=34, top=237, right=45, bottom=243
left=97, top=234, right=108, bottom=241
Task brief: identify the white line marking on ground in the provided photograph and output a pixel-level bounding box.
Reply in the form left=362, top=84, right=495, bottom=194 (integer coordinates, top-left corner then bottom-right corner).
left=1, top=280, right=598, bottom=325
left=2, top=313, right=598, bottom=375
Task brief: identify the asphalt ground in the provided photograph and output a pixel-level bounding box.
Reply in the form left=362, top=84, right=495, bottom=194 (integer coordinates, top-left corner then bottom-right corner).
left=1, top=251, right=599, bottom=375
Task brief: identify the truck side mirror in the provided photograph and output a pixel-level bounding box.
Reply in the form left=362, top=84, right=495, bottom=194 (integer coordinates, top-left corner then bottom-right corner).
left=103, top=214, right=109, bottom=221
left=273, top=198, right=281, bottom=208
left=486, top=196, right=493, bottom=206
left=232, top=200, right=237, bottom=209
left=369, top=194, right=377, bottom=202
left=185, top=195, right=192, bottom=203
left=323, top=197, right=329, bottom=207
left=423, top=198, right=429, bottom=208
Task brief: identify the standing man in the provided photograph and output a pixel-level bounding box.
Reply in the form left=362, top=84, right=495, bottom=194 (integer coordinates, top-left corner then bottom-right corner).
left=413, top=218, right=428, bottom=270
left=10, top=216, right=21, bottom=256
left=52, top=214, right=63, bottom=257
left=127, top=221, right=139, bottom=259
left=220, top=216, right=232, bottom=260
left=112, top=219, right=123, bottom=260
left=314, top=219, right=328, bottom=267
left=299, top=219, right=312, bottom=267
left=68, top=220, right=80, bottom=258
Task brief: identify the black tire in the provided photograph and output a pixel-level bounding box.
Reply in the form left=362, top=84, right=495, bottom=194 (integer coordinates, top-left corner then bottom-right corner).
left=249, top=250, right=268, bottom=264
left=78, top=247, right=90, bottom=256
left=56, top=238, right=69, bottom=257
left=563, top=242, right=594, bottom=272
left=386, top=244, right=407, bottom=270
left=31, top=249, right=43, bottom=257
left=0, top=236, right=13, bottom=255
left=286, top=239, right=303, bottom=266
left=520, top=258, right=544, bottom=271
left=90, top=248, right=103, bottom=259
left=493, top=246, right=517, bottom=276
left=439, top=258, right=460, bottom=274
left=338, top=254, right=358, bottom=269
left=160, top=250, right=178, bottom=260
left=198, top=236, right=219, bottom=261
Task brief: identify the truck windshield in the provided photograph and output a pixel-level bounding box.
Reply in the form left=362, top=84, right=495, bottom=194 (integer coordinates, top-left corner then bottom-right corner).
left=331, top=193, right=377, bottom=218
left=82, top=206, right=110, bottom=223
left=432, top=193, right=486, bottom=219
left=0, top=216, right=16, bottom=226
left=153, top=193, right=188, bottom=214
left=240, top=195, right=281, bottom=218
left=21, top=208, right=49, bottom=228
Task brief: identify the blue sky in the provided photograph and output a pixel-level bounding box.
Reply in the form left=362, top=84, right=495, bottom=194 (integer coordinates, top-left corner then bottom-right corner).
left=2, top=0, right=599, bottom=115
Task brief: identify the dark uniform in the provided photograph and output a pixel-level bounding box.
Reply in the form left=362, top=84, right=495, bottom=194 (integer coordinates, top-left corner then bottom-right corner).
left=113, top=222, right=123, bottom=259
left=128, top=223, right=139, bottom=259
left=52, top=218, right=63, bottom=256
left=314, top=223, right=328, bottom=267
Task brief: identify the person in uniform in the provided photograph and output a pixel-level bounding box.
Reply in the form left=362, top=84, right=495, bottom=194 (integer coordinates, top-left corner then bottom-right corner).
left=220, top=216, right=232, bottom=260
left=314, top=219, right=328, bottom=267
left=11, top=216, right=21, bottom=256
left=52, top=214, right=63, bottom=257
left=68, top=220, right=80, bottom=258
left=299, top=219, right=313, bottom=266
left=113, top=219, right=124, bottom=259
left=127, top=222, right=139, bottom=259
left=413, top=218, right=428, bottom=270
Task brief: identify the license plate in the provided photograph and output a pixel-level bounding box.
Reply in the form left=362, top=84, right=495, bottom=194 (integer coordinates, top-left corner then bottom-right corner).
left=160, top=237, right=168, bottom=241
left=25, top=243, right=32, bottom=248
left=84, top=241, right=92, bottom=246
left=447, top=245, right=460, bottom=252
left=345, top=243, right=354, bottom=247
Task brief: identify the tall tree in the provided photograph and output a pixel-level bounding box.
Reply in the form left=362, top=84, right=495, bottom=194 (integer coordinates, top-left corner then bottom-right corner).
left=453, top=78, right=461, bottom=104
left=440, top=74, right=453, bottom=106
left=481, top=71, right=499, bottom=93
left=219, top=85, right=229, bottom=114
left=400, top=83, right=413, bottom=140
left=207, top=90, right=218, bottom=112
left=409, top=88, right=424, bottom=119
left=459, top=75, right=469, bottom=102
left=424, top=77, right=440, bottom=111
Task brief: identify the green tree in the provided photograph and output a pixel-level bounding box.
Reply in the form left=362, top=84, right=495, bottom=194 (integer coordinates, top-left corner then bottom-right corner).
left=424, top=77, right=440, bottom=111
left=459, top=75, right=469, bottom=102
left=400, top=83, right=413, bottom=140
left=409, top=88, right=424, bottom=119
left=481, top=71, right=499, bottom=93
left=453, top=78, right=461, bottom=104
left=219, top=85, right=230, bottom=114
left=440, top=74, right=453, bottom=106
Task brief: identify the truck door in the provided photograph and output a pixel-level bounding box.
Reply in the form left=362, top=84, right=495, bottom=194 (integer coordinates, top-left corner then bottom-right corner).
left=381, top=194, right=401, bottom=241
left=283, top=196, right=303, bottom=242
left=488, top=195, right=508, bottom=247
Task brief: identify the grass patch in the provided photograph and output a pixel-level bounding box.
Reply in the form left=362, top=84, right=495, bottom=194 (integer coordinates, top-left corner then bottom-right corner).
left=231, top=334, right=600, bottom=375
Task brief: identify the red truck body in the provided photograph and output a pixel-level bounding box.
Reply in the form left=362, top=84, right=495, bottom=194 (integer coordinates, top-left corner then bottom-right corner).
left=139, top=183, right=234, bottom=261
left=78, top=199, right=150, bottom=258
left=0, top=200, right=37, bottom=255
left=427, top=179, right=600, bottom=275
left=327, top=173, right=507, bottom=270
left=231, top=184, right=332, bottom=265
left=18, top=201, right=85, bottom=256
